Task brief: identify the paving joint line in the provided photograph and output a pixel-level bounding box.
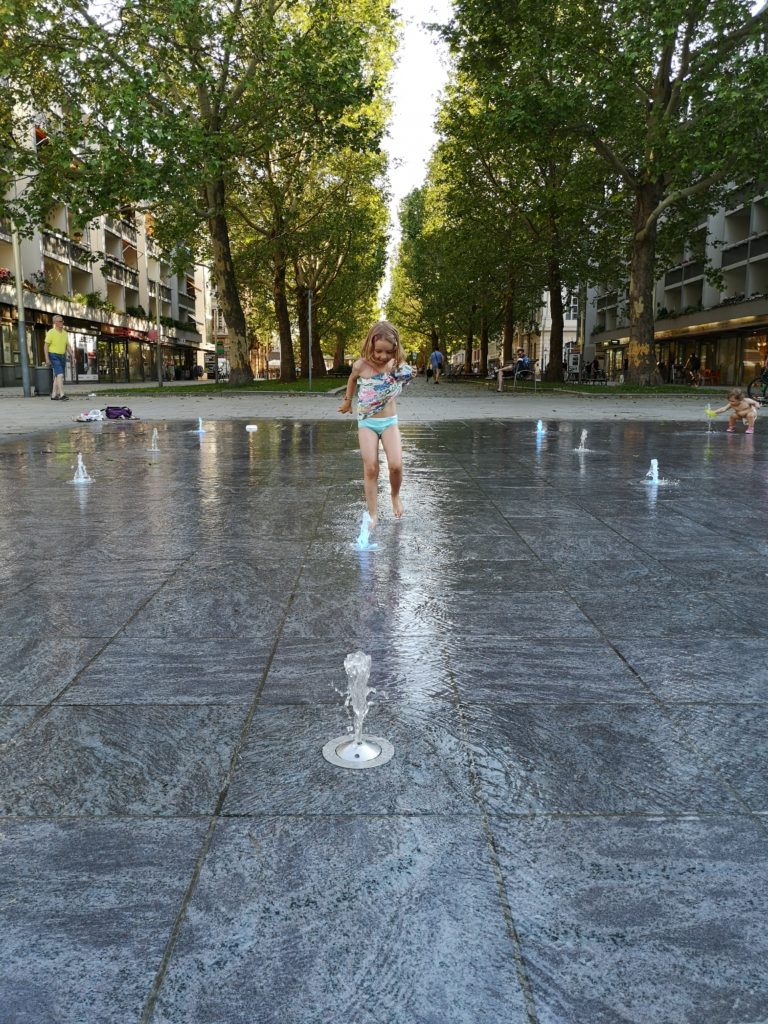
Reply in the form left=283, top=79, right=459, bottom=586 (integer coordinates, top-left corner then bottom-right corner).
left=442, top=649, right=540, bottom=1024
left=138, top=486, right=333, bottom=1024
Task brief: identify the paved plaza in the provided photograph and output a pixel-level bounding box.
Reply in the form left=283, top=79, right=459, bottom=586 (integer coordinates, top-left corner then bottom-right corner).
left=1, top=399, right=767, bottom=1023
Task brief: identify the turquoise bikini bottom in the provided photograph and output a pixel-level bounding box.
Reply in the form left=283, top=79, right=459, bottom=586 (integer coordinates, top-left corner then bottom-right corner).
left=358, top=415, right=398, bottom=437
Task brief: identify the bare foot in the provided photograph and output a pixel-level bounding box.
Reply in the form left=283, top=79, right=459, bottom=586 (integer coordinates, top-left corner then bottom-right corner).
left=392, top=495, right=404, bottom=518
left=366, top=511, right=378, bottom=530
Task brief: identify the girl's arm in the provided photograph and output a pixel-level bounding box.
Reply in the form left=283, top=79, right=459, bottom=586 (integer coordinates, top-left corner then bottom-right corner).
left=712, top=404, right=730, bottom=414
left=338, top=359, right=363, bottom=413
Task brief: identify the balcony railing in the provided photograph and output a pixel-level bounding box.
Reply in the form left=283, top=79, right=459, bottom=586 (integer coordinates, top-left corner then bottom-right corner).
left=0, top=217, right=11, bottom=240
left=682, top=260, right=704, bottom=280
left=177, top=291, right=196, bottom=310
left=42, top=229, right=72, bottom=262
left=161, top=284, right=172, bottom=302
left=104, top=214, right=138, bottom=244
left=721, top=242, right=750, bottom=267
left=102, top=257, right=139, bottom=289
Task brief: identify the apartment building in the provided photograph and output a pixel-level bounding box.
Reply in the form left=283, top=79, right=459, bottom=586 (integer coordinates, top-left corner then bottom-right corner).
left=587, top=188, right=768, bottom=384
left=0, top=204, right=212, bottom=387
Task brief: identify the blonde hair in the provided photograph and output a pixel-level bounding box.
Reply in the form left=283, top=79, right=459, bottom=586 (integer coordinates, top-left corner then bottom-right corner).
left=729, top=388, right=744, bottom=401
left=360, top=321, right=405, bottom=364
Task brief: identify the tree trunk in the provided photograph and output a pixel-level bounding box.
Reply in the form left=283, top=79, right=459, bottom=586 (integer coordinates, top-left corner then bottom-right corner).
left=502, top=289, right=515, bottom=364
left=333, top=336, right=345, bottom=369
left=296, top=286, right=309, bottom=379
left=628, top=183, right=663, bottom=383
left=544, top=260, right=564, bottom=382
left=464, top=316, right=474, bottom=372
left=205, top=179, right=252, bottom=385
left=430, top=327, right=440, bottom=352
left=273, top=258, right=295, bottom=381
left=479, top=312, right=489, bottom=376
left=311, top=319, right=325, bottom=376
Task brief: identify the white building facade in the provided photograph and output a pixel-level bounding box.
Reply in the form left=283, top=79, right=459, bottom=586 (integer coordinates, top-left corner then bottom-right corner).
left=586, top=188, right=768, bottom=384
left=0, top=205, right=211, bottom=387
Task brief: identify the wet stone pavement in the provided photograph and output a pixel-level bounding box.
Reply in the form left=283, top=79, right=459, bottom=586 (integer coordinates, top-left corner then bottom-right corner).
left=0, top=417, right=767, bottom=1024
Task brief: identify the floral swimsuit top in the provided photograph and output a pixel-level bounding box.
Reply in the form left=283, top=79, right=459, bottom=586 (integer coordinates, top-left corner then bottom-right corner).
left=356, top=362, right=414, bottom=420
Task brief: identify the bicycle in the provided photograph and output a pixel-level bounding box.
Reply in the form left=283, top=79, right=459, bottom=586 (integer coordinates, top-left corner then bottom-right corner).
left=747, top=371, right=768, bottom=405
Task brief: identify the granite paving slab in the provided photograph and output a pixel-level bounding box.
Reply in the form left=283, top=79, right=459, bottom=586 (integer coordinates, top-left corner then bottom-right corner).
left=151, top=816, right=530, bottom=1024
left=261, top=637, right=449, bottom=704
left=0, top=575, right=169, bottom=638
left=0, top=638, right=106, bottom=704
left=122, top=578, right=294, bottom=639
left=223, top=702, right=474, bottom=816
left=614, top=638, right=768, bottom=703
left=464, top=703, right=739, bottom=815
left=438, top=592, right=600, bottom=638
left=444, top=639, right=648, bottom=704
left=571, top=584, right=755, bottom=639
left=668, top=705, right=768, bottom=810
left=0, top=819, right=207, bottom=1024
left=0, top=705, right=244, bottom=816
left=60, top=638, right=273, bottom=704
left=490, top=815, right=768, bottom=1024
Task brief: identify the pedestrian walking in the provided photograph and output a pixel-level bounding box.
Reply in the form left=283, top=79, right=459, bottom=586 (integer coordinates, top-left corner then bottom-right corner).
left=430, top=348, right=444, bottom=383
left=44, top=315, right=74, bottom=401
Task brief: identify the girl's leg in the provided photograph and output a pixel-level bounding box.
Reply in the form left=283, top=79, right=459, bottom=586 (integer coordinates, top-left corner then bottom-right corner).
left=380, top=424, right=404, bottom=518
left=727, top=413, right=738, bottom=431
left=746, top=409, right=757, bottom=431
left=358, top=427, right=380, bottom=526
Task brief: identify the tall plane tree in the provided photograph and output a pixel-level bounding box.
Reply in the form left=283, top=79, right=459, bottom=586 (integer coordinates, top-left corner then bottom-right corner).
left=8, top=0, right=394, bottom=383
left=450, top=0, right=768, bottom=379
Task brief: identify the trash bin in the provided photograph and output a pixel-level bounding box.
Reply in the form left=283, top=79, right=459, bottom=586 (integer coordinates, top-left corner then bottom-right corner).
left=35, top=364, right=53, bottom=396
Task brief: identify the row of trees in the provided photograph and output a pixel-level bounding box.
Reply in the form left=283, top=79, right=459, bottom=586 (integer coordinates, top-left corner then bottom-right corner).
left=388, top=0, right=768, bottom=381
left=3, top=0, right=396, bottom=382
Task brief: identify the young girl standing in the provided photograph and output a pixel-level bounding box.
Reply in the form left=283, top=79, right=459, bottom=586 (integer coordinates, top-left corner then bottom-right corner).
left=338, top=321, right=414, bottom=528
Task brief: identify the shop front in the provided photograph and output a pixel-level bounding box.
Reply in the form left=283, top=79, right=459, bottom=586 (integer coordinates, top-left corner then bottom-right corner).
left=655, top=329, right=768, bottom=386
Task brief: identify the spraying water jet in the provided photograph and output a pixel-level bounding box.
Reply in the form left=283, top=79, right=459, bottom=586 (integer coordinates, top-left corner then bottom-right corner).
left=322, top=651, right=394, bottom=769
left=70, top=452, right=93, bottom=484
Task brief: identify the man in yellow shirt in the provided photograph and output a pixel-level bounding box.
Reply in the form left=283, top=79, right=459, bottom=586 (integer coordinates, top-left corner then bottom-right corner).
left=44, top=315, right=74, bottom=400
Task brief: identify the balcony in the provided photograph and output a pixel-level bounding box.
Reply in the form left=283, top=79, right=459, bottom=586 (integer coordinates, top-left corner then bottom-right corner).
left=42, top=229, right=72, bottom=262
left=664, top=267, right=683, bottom=287
left=104, top=214, right=138, bottom=245
left=721, top=241, right=751, bottom=267
left=161, top=284, right=172, bottom=303
left=102, top=257, right=139, bottom=289
left=178, top=291, right=197, bottom=311
left=0, top=217, right=11, bottom=240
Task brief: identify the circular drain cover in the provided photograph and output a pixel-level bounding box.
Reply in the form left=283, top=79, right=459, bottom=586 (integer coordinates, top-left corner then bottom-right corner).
left=322, top=735, right=395, bottom=770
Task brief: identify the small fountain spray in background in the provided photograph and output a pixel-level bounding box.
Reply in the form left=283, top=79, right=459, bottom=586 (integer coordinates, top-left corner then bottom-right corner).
left=322, top=651, right=394, bottom=769
left=705, top=403, right=716, bottom=432
left=147, top=428, right=160, bottom=452
left=575, top=428, right=589, bottom=452
left=191, top=417, right=206, bottom=435
left=536, top=419, right=546, bottom=435
left=70, top=452, right=93, bottom=484
left=353, top=510, right=378, bottom=551
left=642, top=457, right=678, bottom=487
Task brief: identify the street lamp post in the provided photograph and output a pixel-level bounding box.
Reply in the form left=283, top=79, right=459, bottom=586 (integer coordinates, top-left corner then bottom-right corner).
left=307, top=287, right=313, bottom=391
left=156, top=269, right=163, bottom=388
left=10, top=219, right=31, bottom=397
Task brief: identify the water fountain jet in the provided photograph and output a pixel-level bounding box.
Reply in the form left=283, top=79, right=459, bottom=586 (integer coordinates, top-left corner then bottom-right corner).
left=322, top=651, right=394, bottom=770
left=353, top=510, right=378, bottom=551
left=70, top=452, right=93, bottom=484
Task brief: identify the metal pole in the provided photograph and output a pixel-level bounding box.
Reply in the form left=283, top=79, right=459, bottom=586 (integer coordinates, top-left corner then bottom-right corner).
left=156, top=268, right=163, bottom=388
left=10, top=219, right=31, bottom=397
left=307, top=288, right=312, bottom=391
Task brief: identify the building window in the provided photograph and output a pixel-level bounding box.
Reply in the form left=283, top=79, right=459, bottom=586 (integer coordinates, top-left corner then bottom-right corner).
left=564, top=291, right=579, bottom=320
